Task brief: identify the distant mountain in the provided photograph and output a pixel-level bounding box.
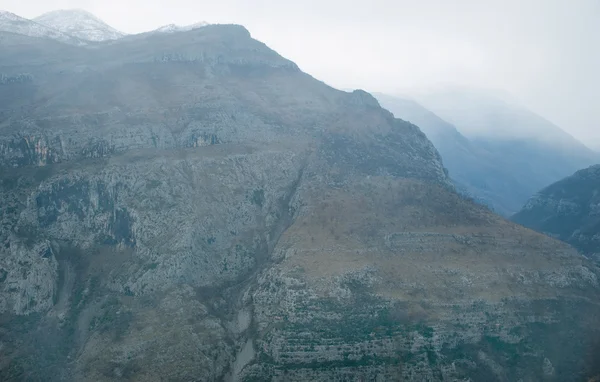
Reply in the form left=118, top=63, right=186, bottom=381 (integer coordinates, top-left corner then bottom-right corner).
left=408, top=88, right=599, bottom=215
left=512, top=164, right=600, bottom=261
left=418, top=87, right=595, bottom=152
left=375, top=93, right=533, bottom=215
left=34, top=9, right=125, bottom=42
left=0, top=10, right=85, bottom=45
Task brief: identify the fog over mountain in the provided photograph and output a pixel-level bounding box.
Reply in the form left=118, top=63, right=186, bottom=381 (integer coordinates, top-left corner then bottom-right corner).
left=375, top=92, right=598, bottom=216
left=5, top=0, right=599, bottom=148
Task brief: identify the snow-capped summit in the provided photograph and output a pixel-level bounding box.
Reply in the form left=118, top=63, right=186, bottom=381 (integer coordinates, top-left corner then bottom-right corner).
left=34, top=9, right=125, bottom=42
left=154, top=21, right=209, bottom=34
left=0, top=10, right=85, bottom=45
left=0, top=10, right=20, bottom=21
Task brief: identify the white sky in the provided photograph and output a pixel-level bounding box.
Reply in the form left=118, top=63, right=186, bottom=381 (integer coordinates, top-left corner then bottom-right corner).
left=3, top=0, right=600, bottom=148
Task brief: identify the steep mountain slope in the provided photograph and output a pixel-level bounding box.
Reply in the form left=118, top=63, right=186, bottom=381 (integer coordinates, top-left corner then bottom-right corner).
left=513, top=165, right=600, bottom=262
left=375, top=93, right=536, bottom=215
left=416, top=88, right=598, bottom=214
left=1, top=26, right=600, bottom=381
left=34, top=9, right=125, bottom=42
left=0, top=10, right=84, bottom=45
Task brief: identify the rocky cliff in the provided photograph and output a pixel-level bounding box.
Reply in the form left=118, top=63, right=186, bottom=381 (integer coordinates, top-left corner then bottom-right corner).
left=513, top=164, right=600, bottom=262
left=1, top=24, right=600, bottom=381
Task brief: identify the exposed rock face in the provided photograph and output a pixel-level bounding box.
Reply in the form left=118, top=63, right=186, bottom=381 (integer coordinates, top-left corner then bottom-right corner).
left=513, top=164, right=600, bottom=262
left=1, top=24, right=600, bottom=382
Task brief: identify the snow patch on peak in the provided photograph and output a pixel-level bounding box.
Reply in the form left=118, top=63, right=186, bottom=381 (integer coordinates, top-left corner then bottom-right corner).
left=0, top=10, right=86, bottom=45
left=41, top=8, right=97, bottom=18
left=34, top=9, right=125, bottom=42
left=0, top=10, right=22, bottom=21
left=154, top=21, right=209, bottom=33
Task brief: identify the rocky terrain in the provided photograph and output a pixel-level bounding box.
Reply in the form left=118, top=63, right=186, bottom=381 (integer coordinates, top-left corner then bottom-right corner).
left=1, top=19, right=600, bottom=382
left=513, top=164, right=600, bottom=262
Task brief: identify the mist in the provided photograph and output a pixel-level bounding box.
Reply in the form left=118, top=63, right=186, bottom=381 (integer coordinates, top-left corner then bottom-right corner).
left=4, top=0, right=600, bottom=148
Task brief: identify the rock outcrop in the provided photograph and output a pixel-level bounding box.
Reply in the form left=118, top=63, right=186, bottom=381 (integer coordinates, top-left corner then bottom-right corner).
left=1, top=23, right=599, bottom=382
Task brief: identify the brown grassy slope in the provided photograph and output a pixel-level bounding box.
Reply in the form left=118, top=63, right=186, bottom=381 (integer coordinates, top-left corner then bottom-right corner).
left=281, top=176, right=594, bottom=303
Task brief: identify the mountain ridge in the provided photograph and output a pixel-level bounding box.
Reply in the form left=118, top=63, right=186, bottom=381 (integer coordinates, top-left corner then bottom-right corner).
left=0, top=8, right=210, bottom=45
left=154, top=21, right=209, bottom=33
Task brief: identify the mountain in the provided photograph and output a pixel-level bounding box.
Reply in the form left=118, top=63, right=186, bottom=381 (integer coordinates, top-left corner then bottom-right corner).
left=34, top=9, right=125, bottom=42
left=413, top=88, right=598, bottom=215
left=0, top=10, right=85, bottom=45
left=512, top=165, right=600, bottom=262
left=1, top=24, right=600, bottom=381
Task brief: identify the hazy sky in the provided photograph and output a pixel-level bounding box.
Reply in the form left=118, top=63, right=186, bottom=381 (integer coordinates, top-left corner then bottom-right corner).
left=4, top=0, right=600, bottom=148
